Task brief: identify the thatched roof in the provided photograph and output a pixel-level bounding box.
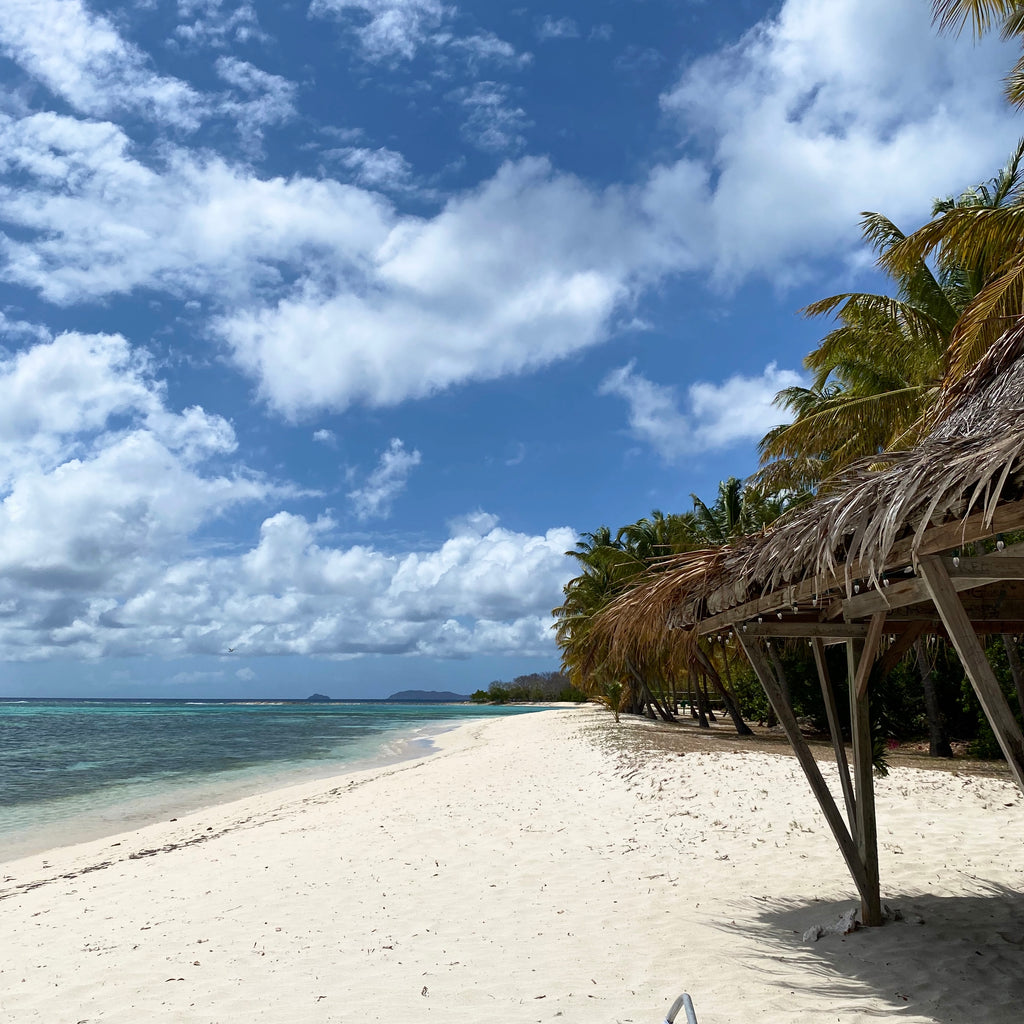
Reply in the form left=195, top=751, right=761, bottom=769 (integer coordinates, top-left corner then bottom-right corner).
left=596, top=321, right=1024, bottom=656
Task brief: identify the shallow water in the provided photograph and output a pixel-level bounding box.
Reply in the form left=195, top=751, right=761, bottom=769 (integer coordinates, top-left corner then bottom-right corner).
left=0, top=698, right=543, bottom=860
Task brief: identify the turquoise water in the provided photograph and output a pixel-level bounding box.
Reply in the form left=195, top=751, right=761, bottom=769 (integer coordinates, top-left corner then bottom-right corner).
left=0, top=698, right=544, bottom=860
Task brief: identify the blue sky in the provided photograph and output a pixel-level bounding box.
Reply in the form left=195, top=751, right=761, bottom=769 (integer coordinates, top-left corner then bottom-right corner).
left=0, top=0, right=1020, bottom=698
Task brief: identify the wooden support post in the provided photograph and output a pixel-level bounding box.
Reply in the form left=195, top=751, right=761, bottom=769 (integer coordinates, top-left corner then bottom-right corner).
left=736, top=634, right=871, bottom=903
left=846, top=638, right=882, bottom=927
left=919, top=555, right=1024, bottom=792
left=811, top=638, right=857, bottom=831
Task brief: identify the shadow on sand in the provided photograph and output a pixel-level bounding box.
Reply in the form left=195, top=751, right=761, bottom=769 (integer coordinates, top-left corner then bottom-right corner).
left=717, top=883, right=1024, bottom=1023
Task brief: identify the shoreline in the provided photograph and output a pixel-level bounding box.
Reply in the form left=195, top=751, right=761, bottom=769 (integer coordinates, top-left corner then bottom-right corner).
left=0, top=715, right=470, bottom=863
left=3, top=706, right=1023, bottom=1023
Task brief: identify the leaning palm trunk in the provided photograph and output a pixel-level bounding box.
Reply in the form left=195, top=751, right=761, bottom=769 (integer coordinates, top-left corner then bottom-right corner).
left=693, top=645, right=754, bottom=735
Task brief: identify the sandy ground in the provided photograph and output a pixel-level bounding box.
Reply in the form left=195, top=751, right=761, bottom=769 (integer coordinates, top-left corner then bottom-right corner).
left=2, top=705, right=1023, bottom=1024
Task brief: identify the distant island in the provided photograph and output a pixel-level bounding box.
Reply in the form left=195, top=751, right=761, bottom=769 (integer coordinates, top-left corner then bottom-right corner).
left=306, top=693, right=332, bottom=702
left=387, top=689, right=470, bottom=702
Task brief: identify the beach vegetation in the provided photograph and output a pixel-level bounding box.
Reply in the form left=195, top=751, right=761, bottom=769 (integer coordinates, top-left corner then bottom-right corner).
left=469, top=671, right=586, bottom=704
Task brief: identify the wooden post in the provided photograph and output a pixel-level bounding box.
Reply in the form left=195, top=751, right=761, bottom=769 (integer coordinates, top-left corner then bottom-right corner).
left=736, top=634, right=871, bottom=902
left=919, top=555, right=1024, bottom=792
left=846, top=637, right=882, bottom=927
left=811, top=637, right=857, bottom=830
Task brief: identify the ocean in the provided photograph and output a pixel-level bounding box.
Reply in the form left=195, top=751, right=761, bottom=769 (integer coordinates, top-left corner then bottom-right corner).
left=0, top=698, right=545, bottom=861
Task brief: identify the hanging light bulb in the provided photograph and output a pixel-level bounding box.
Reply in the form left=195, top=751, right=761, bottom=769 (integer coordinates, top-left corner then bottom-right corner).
left=777, top=611, right=783, bottom=619
left=952, top=550, right=960, bottom=568
left=997, top=534, right=1006, bottom=551
left=757, top=616, right=763, bottom=624
left=883, top=578, right=890, bottom=587
left=812, top=594, right=819, bottom=606
left=854, top=583, right=861, bottom=594
left=742, top=623, right=748, bottom=632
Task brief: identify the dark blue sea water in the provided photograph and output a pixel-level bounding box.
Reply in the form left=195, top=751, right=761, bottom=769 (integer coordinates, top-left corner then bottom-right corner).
left=0, top=698, right=544, bottom=860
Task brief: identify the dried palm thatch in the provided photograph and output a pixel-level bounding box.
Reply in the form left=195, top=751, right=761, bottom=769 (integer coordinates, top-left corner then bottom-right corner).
left=595, top=320, right=1024, bottom=663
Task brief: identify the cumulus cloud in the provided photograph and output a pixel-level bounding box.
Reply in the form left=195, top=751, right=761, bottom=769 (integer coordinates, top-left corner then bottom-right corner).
left=0, top=0, right=204, bottom=128
left=598, top=361, right=803, bottom=461
left=652, top=0, right=1021, bottom=283
left=218, top=158, right=641, bottom=416
left=0, top=332, right=272, bottom=640
left=0, top=333, right=573, bottom=661
left=348, top=438, right=421, bottom=520
left=0, top=0, right=1019, bottom=428
left=2, top=507, right=574, bottom=660
left=0, top=112, right=396, bottom=305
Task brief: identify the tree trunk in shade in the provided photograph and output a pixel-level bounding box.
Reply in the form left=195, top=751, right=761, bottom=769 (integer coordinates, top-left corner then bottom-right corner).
left=915, top=637, right=953, bottom=758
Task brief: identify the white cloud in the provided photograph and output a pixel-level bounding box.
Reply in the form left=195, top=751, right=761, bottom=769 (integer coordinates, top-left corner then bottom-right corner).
left=536, top=17, right=579, bottom=41
left=0, top=0, right=204, bottom=128
left=348, top=438, right=421, bottom=520
left=334, top=146, right=415, bottom=191
left=218, top=158, right=641, bottom=416
left=0, top=333, right=571, bottom=661
left=175, top=0, right=264, bottom=49
left=599, top=361, right=803, bottom=461
left=214, top=56, right=297, bottom=141
left=0, top=0, right=1020, bottom=427
left=2, top=508, right=574, bottom=660
left=451, top=81, right=531, bottom=152
left=312, top=428, right=336, bottom=444
left=652, top=0, right=1022, bottom=283
left=0, top=332, right=272, bottom=636
left=442, top=31, right=532, bottom=70
left=309, top=0, right=445, bottom=61
left=0, top=112, right=396, bottom=305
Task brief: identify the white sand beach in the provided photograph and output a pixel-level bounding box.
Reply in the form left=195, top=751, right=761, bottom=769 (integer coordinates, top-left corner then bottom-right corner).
left=2, top=705, right=1023, bottom=1023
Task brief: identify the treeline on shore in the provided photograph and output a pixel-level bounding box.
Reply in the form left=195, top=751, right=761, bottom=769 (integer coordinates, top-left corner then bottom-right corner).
left=470, top=671, right=587, bottom=704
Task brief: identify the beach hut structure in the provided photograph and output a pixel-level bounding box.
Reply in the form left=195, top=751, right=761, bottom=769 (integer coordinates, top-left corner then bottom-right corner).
left=595, top=323, right=1024, bottom=926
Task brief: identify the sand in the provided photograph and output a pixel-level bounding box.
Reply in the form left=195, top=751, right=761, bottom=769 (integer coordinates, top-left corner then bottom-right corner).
left=2, top=705, right=1023, bottom=1023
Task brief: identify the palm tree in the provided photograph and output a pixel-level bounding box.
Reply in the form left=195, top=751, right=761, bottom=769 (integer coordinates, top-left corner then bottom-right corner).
left=882, top=138, right=1024, bottom=391
left=933, top=2, right=1024, bottom=106
left=760, top=141, right=1024, bottom=490
left=758, top=213, right=963, bottom=491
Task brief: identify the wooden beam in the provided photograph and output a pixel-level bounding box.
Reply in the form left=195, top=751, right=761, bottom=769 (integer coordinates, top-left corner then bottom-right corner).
left=950, top=555, right=1024, bottom=580
left=854, top=613, right=887, bottom=700
left=812, top=637, right=857, bottom=831
left=875, top=620, right=928, bottom=679
left=735, top=622, right=870, bottom=639
left=918, top=555, right=1024, bottom=793
left=846, top=639, right=882, bottom=927
left=839, top=558, right=1024, bottom=620
left=736, top=633, right=871, bottom=904
left=696, top=497, right=1024, bottom=635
